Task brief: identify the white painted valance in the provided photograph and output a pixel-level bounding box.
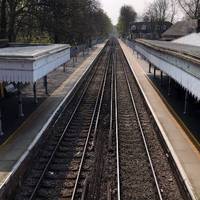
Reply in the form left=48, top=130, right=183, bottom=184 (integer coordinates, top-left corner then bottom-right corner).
left=0, top=44, right=70, bottom=83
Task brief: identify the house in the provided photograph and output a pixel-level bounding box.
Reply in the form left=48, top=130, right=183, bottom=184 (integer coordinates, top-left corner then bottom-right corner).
left=130, top=21, right=172, bottom=40
left=162, top=19, right=200, bottom=41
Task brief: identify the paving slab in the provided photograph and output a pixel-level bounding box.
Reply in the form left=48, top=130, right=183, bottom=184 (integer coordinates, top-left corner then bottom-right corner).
left=120, top=40, right=200, bottom=200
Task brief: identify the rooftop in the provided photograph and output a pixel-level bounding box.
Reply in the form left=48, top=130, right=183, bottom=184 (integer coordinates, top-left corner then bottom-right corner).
left=162, top=19, right=198, bottom=38
left=0, top=44, right=70, bottom=60
left=136, top=39, right=200, bottom=64
left=172, top=33, right=200, bottom=47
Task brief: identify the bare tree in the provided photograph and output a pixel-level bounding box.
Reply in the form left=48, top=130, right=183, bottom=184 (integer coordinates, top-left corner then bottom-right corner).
left=177, top=0, right=200, bottom=19
left=142, top=0, right=176, bottom=38
left=144, top=0, right=177, bottom=23
left=169, top=0, right=177, bottom=22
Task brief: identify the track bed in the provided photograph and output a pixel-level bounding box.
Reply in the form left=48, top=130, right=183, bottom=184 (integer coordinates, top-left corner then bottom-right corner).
left=13, top=39, right=189, bottom=200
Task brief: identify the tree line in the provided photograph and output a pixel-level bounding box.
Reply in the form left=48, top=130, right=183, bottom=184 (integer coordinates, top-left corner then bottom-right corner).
left=0, top=0, right=112, bottom=44
left=117, top=0, right=200, bottom=37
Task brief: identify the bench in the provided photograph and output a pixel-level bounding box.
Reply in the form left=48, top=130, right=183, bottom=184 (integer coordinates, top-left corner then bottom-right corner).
left=4, top=83, right=18, bottom=96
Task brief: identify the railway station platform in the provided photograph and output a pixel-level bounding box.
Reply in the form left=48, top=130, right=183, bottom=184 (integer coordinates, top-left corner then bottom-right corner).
left=0, top=42, right=106, bottom=198
left=119, top=40, right=200, bottom=200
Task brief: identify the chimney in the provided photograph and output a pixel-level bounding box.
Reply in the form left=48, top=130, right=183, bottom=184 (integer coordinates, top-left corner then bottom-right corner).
left=197, top=19, right=200, bottom=33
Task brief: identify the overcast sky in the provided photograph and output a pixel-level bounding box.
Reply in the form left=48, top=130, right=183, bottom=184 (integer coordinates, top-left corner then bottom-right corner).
left=99, top=0, right=153, bottom=25
left=99, top=0, right=184, bottom=25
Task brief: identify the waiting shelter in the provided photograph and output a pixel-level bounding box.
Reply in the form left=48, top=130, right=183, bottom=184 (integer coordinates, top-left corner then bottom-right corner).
left=0, top=43, right=70, bottom=135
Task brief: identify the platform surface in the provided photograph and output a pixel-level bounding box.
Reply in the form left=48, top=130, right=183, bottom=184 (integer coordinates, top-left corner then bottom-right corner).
left=120, top=40, right=200, bottom=199
left=0, top=43, right=105, bottom=189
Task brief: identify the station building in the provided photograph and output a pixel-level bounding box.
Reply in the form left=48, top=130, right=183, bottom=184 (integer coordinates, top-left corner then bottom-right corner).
left=130, top=21, right=172, bottom=40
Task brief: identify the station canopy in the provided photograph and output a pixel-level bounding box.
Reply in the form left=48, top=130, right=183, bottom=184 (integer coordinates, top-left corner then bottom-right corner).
left=0, top=44, right=70, bottom=83
left=135, top=39, right=200, bottom=100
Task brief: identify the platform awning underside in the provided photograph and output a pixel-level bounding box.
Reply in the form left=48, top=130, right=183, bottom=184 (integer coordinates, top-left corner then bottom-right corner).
left=135, top=41, right=200, bottom=101
left=0, top=44, right=70, bottom=83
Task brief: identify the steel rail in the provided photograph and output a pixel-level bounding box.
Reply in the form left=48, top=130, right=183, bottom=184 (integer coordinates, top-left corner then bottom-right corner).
left=120, top=54, right=163, bottom=200
left=114, top=46, right=121, bottom=200
left=108, top=47, right=114, bottom=151
left=78, top=49, right=112, bottom=200
left=51, top=48, right=107, bottom=128
left=28, top=46, right=108, bottom=200
left=88, top=45, right=114, bottom=200
left=107, top=44, right=115, bottom=200
left=91, top=50, right=112, bottom=149
left=71, top=48, right=111, bottom=200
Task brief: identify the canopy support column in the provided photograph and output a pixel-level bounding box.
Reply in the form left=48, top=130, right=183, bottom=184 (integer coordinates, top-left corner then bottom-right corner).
left=153, top=66, right=156, bottom=78
left=149, top=63, right=151, bottom=73
left=0, top=110, right=4, bottom=136
left=63, top=63, right=66, bottom=72
left=73, top=56, right=75, bottom=67
left=160, top=71, right=163, bottom=86
left=18, top=84, right=24, bottom=118
left=43, top=75, right=48, bottom=95
left=168, top=76, right=171, bottom=96
left=33, top=82, right=38, bottom=104
left=184, top=91, right=188, bottom=114
left=0, top=83, right=4, bottom=98
left=83, top=47, right=85, bottom=57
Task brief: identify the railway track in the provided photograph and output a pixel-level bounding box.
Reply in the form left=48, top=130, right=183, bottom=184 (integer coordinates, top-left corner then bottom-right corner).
left=115, top=42, right=186, bottom=200
left=116, top=45, right=161, bottom=200
left=14, top=39, right=189, bottom=200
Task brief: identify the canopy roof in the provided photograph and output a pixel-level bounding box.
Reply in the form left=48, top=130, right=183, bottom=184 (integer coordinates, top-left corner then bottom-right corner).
left=172, top=33, right=200, bottom=47
left=0, top=44, right=70, bottom=83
